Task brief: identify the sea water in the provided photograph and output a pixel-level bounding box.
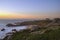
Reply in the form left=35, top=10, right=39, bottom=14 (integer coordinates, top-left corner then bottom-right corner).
left=0, top=19, right=28, bottom=39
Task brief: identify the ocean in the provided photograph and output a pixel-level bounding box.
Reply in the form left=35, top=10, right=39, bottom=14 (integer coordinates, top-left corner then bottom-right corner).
left=0, top=19, right=28, bottom=39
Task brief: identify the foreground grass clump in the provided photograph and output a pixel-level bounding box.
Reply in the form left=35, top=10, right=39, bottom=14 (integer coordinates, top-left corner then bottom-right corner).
left=10, top=28, right=60, bottom=40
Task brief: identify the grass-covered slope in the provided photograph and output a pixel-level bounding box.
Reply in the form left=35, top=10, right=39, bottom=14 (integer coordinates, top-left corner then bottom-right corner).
left=10, top=26, right=60, bottom=40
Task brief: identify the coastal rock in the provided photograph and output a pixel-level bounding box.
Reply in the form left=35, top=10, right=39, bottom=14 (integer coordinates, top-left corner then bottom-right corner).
left=6, top=32, right=13, bottom=36
left=6, top=23, right=14, bottom=27
left=12, top=29, right=17, bottom=33
left=27, top=25, right=40, bottom=31
left=1, top=28, right=5, bottom=31
left=6, top=23, right=17, bottom=27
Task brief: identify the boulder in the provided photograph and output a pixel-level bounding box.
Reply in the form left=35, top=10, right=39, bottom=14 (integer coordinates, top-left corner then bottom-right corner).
left=1, top=28, right=5, bottom=31
left=12, top=29, right=17, bottom=33
left=6, top=23, right=14, bottom=27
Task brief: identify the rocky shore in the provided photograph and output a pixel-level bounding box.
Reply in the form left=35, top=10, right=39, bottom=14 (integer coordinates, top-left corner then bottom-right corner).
left=2, top=18, right=60, bottom=40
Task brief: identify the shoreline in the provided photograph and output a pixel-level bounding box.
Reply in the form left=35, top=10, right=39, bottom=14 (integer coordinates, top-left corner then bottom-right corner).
left=0, top=26, right=28, bottom=40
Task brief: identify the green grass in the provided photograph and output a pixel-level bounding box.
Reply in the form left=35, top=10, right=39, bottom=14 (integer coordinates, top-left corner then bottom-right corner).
left=10, top=27, right=60, bottom=40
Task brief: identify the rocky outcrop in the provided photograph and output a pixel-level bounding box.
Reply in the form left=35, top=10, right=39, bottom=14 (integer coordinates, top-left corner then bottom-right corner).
left=6, top=23, right=19, bottom=27
left=1, top=28, right=5, bottom=31
left=27, top=25, right=40, bottom=32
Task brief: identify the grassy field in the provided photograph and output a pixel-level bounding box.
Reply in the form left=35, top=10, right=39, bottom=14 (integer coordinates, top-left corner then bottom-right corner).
left=9, top=26, right=60, bottom=40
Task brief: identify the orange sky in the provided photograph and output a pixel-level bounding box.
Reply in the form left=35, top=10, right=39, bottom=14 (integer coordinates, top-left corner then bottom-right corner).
left=0, top=12, right=41, bottom=19
left=0, top=12, right=60, bottom=19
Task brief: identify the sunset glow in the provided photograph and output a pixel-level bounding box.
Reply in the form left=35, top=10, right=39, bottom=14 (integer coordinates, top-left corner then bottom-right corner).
left=0, top=0, right=60, bottom=19
left=0, top=12, right=41, bottom=19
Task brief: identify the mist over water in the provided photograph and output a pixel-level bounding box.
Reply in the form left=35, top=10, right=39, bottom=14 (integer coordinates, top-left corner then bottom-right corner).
left=0, top=19, right=23, bottom=24
left=0, top=19, right=28, bottom=39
